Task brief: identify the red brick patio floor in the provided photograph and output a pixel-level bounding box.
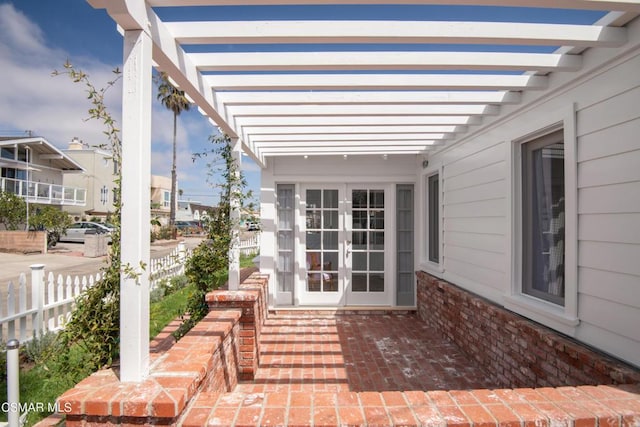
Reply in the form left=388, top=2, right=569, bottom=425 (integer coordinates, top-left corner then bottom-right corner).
left=235, top=313, right=495, bottom=394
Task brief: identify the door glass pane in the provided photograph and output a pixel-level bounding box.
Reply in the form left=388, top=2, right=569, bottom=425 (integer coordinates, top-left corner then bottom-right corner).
left=324, top=189, right=338, bottom=209
left=370, top=253, right=384, bottom=271
left=278, top=231, right=293, bottom=250
left=352, top=190, right=367, bottom=208
left=306, top=231, right=321, bottom=249
left=370, top=274, right=385, bottom=292
left=324, top=211, right=339, bottom=229
left=324, top=252, right=338, bottom=272
left=306, top=190, right=321, bottom=208
left=324, top=231, right=338, bottom=250
left=371, top=211, right=384, bottom=229
left=370, top=190, right=384, bottom=208
left=353, top=231, right=367, bottom=250
left=352, top=211, right=367, bottom=229
left=306, top=210, right=321, bottom=229
left=370, top=232, right=384, bottom=250
left=353, top=252, right=367, bottom=271
left=352, top=274, right=367, bottom=292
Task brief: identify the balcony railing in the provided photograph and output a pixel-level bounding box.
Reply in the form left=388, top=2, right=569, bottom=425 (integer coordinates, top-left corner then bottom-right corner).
left=0, top=177, right=86, bottom=206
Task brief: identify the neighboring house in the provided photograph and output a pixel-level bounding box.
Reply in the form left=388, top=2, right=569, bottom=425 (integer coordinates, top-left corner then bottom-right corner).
left=176, top=200, right=216, bottom=223
left=95, top=0, right=640, bottom=376
left=150, top=175, right=176, bottom=225
left=62, top=137, right=117, bottom=219
left=0, top=136, right=85, bottom=207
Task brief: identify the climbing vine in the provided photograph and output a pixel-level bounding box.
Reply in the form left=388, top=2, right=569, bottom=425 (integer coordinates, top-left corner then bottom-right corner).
left=174, top=133, right=253, bottom=339
left=52, top=62, right=123, bottom=369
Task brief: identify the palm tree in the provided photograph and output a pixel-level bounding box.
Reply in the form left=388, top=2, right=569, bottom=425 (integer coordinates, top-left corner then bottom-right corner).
left=156, top=72, right=191, bottom=239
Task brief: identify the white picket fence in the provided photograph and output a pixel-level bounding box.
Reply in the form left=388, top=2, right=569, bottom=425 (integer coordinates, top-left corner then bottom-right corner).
left=239, top=232, right=260, bottom=256
left=0, top=242, right=192, bottom=344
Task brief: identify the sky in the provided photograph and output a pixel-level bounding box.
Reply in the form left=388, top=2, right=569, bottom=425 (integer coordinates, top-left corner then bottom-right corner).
left=0, top=0, right=261, bottom=206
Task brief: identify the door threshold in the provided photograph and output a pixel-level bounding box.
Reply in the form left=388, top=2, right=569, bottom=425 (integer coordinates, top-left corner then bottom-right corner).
left=269, top=306, right=417, bottom=316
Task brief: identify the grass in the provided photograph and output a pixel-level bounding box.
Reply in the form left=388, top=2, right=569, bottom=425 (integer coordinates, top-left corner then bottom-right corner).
left=149, top=283, right=194, bottom=339
left=0, top=275, right=195, bottom=426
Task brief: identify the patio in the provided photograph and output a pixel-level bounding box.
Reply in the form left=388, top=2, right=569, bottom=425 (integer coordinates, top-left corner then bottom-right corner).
left=235, top=313, right=495, bottom=394
left=56, top=273, right=640, bottom=426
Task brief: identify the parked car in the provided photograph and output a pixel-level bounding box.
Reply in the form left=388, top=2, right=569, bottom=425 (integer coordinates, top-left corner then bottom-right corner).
left=58, top=221, right=113, bottom=243
left=246, top=221, right=260, bottom=231
left=175, top=220, right=203, bottom=235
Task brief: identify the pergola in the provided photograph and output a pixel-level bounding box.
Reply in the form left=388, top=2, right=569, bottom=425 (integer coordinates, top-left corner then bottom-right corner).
left=86, top=0, right=640, bottom=382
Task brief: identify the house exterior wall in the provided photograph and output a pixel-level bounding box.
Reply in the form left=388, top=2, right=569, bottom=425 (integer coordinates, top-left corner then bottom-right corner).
left=418, top=19, right=640, bottom=367
left=63, top=148, right=116, bottom=217
left=260, top=154, right=417, bottom=306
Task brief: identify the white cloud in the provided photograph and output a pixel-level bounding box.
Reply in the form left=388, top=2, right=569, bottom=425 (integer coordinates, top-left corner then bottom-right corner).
left=0, top=4, right=124, bottom=148
left=0, top=3, right=258, bottom=207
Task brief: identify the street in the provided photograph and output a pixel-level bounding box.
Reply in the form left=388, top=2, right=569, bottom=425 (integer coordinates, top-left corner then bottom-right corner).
left=0, top=236, right=205, bottom=293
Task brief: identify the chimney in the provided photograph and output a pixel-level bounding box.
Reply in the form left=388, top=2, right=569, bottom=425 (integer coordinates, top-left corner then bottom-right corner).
left=68, top=137, right=83, bottom=150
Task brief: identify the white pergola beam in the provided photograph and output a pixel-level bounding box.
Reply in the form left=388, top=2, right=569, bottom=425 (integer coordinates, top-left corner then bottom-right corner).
left=192, top=51, right=582, bottom=72
left=228, top=104, right=500, bottom=117
left=168, top=20, right=626, bottom=47
left=240, top=125, right=468, bottom=135
left=206, top=73, right=547, bottom=91
left=234, top=115, right=482, bottom=126
left=249, top=133, right=454, bottom=143
left=148, top=0, right=640, bottom=13
left=216, top=90, right=521, bottom=105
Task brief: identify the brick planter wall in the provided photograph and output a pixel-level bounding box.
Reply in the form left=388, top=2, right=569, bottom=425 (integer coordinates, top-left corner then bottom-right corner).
left=0, top=230, right=46, bottom=253
left=416, top=270, right=640, bottom=388
left=206, top=273, right=269, bottom=380
left=57, top=309, right=242, bottom=426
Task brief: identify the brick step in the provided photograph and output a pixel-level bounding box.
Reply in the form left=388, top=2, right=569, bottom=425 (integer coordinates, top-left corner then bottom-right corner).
left=180, top=385, right=640, bottom=426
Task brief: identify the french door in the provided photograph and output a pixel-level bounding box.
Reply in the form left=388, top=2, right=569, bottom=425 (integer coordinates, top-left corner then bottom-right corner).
left=296, top=184, right=390, bottom=306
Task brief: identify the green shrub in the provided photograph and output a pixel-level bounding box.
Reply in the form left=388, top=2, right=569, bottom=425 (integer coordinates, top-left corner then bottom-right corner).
left=23, top=331, right=64, bottom=364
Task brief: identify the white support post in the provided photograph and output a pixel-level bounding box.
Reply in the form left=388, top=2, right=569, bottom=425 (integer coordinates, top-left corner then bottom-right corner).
left=30, top=264, right=45, bottom=338
left=120, top=28, right=152, bottom=382
left=6, top=339, right=20, bottom=427
left=228, top=137, right=242, bottom=290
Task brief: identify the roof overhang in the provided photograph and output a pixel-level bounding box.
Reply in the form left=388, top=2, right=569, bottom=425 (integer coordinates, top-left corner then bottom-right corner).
left=0, top=137, right=86, bottom=172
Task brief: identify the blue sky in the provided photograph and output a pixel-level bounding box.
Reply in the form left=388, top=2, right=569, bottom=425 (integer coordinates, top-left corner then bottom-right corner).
left=0, top=2, right=605, bottom=205
left=0, top=0, right=261, bottom=206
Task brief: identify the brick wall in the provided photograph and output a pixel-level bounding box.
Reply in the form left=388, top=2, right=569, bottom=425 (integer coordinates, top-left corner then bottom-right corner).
left=206, top=273, right=270, bottom=380
left=0, top=230, right=46, bottom=253
left=416, top=271, right=640, bottom=388
left=58, top=309, right=242, bottom=426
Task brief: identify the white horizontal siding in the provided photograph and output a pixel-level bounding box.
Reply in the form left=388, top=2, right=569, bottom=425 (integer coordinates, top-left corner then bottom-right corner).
left=578, top=182, right=640, bottom=214
left=579, top=213, right=640, bottom=245
left=579, top=240, right=640, bottom=278
left=577, top=85, right=640, bottom=137
left=575, top=322, right=640, bottom=368
left=444, top=258, right=505, bottom=293
left=578, top=117, right=640, bottom=162
left=445, top=160, right=505, bottom=191
left=444, top=216, right=505, bottom=235
left=578, top=294, right=640, bottom=345
left=445, top=231, right=505, bottom=254
left=444, top=198, right=505, bottom=218
left=445, top=244, right=504, bottom=275
left=579, top=267, right=640, bottom=308
left=445, top=179, right=506, bottom=205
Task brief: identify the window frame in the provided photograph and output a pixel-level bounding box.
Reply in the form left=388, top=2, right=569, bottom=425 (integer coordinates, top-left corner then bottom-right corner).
left=427, top=173, right=440, bottom=264
left=421, top=162, right=443, bottom=274
left=506, top=106, right=578, bottom=335
left=521, top=129, right=565, bottom=306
